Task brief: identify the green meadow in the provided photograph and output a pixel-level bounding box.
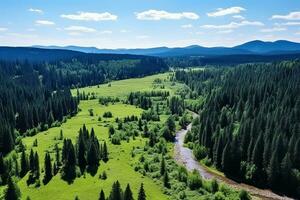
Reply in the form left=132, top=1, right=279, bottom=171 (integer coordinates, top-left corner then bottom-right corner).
left=16, top=73, right=182, bottom=200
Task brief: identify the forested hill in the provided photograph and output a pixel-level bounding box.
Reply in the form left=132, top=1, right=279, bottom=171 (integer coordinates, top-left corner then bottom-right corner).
left=0, top=47, right=164, bottom=62
left=0, top=48, right=168, bottom=158
left=175, top=60, right=300, bottom=198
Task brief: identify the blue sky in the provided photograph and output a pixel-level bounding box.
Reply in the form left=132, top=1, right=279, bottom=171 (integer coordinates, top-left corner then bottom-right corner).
left=0, top=0, right=300, bottom=48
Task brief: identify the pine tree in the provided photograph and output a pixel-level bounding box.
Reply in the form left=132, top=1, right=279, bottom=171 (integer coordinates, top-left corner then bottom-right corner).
left=77, top=134, right=86, bottom=172
left=124, top=183, right=134, bottom=200
left=0, top=154, right=8, bottom=184
left=160, top=155, right=165, bottom=176
left=4, top=176, right=21, bottom=200
left=43, top=152, right=53, bottom=185
left=163, top=171, right=170, bottom=188
left=102, top=141, right=109, bottom=162
left=166, top=116, right=175, bottom=132
left=99, top=189, right=105, bottom=200
left=62, top=139, right=77, bottom=182
left=29, top=149, right=35, bottom=171
left=55, top=143, right=61, bottom=166
left=20, top=150, right=29, bottom=177
left=34, top=152, right=40, bottom=179
left=109, top=181, right=123, bottom=200
left=293, top=138, right=300, bottom=169
left=87, top=142, right=98, bottom=168
left=137, top=183, right=146, bottom=200
left=268, top=150, right=280, bottom=190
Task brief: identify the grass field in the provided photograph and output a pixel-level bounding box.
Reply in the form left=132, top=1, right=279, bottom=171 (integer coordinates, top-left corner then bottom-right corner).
left=15, top=73, right=183, bottom=200
left=72, top=72, right=183, bottom=98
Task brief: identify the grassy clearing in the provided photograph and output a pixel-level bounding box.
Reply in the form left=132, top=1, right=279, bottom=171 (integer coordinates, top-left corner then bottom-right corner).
left=72, top=73, right=183, bottom=98
left=16, top=73, right=182, bottom=200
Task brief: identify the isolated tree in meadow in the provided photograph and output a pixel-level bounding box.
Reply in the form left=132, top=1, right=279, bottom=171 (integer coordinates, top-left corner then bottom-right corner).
left=102, top=141, right=109, bottom=162
left=55, top=143, right=61, bottom=167
left=108, top=125, right=115, bottom=138
left=123, top=183, right=134, bottom=200
left=99, top=189, right=105, bottom=200
left=43, top=152, right=53, bottom=185
left=20, top=150, right=29, bottom=177
left=4, top=176, right=21, bottom=200
left=29, top=149, right=35, bottom=172
left=137, top=183, right=146, bottom=200
left=109, top=181, right=123, bottom=200
left=34, top=152, right=40, bottom=179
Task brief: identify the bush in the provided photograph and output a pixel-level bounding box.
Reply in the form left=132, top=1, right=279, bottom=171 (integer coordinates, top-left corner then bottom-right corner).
left=239, top=190, right=251, bottom=200
left=193, top=144, right=207, bottom=160
left=188, top=170, right=202, bottom=190
left=103, top=111, right=113, bottom=118
left=111, top=134, right=121, bottom=145
left=214, top=191, right=225, bottom=200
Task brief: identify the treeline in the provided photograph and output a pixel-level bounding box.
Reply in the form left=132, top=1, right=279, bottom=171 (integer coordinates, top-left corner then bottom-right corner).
left=0, top=53, right=167, bottom=156
left=177, top=61, right=300, bottom=197
left=0, top=69, right=78, bottom=155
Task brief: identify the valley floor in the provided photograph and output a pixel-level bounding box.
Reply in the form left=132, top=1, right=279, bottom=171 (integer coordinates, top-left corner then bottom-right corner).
left=16, top=73, right=177, bottom=200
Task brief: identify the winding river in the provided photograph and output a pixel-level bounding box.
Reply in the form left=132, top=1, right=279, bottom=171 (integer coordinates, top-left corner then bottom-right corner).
left=174, top=113, right=293, bottom=200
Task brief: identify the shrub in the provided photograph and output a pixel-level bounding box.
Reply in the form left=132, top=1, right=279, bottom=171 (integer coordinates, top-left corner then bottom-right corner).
left=188, top=170, right=202, bottom=190
left=239, top=190, right=251, bottom=200
left=103, top=111, right=113, bottom=118
left=111, top=134, right=121, bottom=145
left=193, top=144, right=207, bottom=160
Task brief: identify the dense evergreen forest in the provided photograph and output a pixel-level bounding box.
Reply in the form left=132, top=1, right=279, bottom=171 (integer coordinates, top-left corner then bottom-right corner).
left=175, top=60, right=300, bottom=197
left=0, top=51, right=167, bottom=158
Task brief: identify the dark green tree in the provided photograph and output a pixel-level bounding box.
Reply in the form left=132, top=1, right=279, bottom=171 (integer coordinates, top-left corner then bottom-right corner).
left=4, top=176, right=21, bottom=200
left=99, top=189, right=105, bottom=200
left=20, top=150, right=29, bottom=177
left=124, top=183, right=134, bottom=200
left=109, top=181, right=123, bottom=200
left=43, top=152, right=53, bottom=185
left=137, top=183, right=146, bottom=200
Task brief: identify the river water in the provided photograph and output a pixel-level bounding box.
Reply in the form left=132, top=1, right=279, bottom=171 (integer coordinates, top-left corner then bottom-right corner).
left=174, top=114, right=294, bottom=200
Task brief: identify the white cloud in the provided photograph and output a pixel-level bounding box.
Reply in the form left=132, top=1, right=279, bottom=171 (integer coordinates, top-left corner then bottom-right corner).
left=201, top=20, right=264, bottom=29
left=28, top=8, right=43, bottom=14
left=232, top=15, right=245, bottom=20
left=135, top=10, right=199, bottom=20
left=295, top=32, right=300, bottom=35
left=218, top=29, right=233, bottom=34
left=275, top=22, right=300, bottom=26
left=272, top=12, right=300, bottom=20
left=207, top=7, right=245, bottom=17
left=61, top=12, right=117, bottom=21
left=99, top=30, right=112, bottom=34
left=68, top=32, right=82, bottom=36
left=35, top=20, right=55, bottom=26
left=136, top=35, right=150, bottom=39
left=65, top=26, right=96, bottom=33
left=181, top=24, right=193, bottom=28
left=260, top=27, right=286, bottom=32
left=0, top=27, right=8, bottom=32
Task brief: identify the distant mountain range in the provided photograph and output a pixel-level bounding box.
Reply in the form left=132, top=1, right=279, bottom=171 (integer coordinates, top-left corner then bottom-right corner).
left=33, top=40, right=300, bottom=57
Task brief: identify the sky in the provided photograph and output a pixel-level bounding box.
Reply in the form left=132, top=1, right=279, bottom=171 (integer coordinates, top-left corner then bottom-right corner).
left=0, top=0, right=300, bottom=48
